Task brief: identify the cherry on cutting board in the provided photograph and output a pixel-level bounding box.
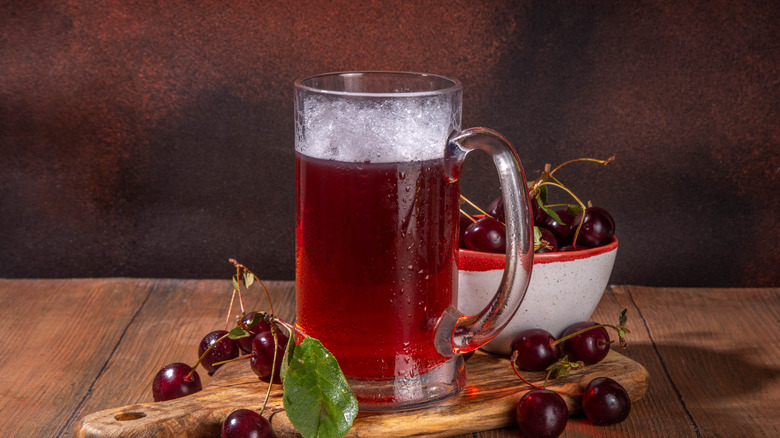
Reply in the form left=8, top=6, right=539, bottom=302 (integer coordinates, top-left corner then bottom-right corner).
left=151, top=362, right=202, bottom=402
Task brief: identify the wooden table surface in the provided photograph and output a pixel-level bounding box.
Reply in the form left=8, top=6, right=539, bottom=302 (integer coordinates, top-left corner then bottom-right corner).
left=1, top=279, right=777, bottom=437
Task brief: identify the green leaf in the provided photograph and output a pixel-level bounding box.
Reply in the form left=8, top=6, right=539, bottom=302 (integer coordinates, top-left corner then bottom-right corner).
left=279, top=326, right=297, bottom=382
left=619, top=309, right=628, bottom=327
left=248, top=311, right=266, bottom=326
left=537, top=184, right=548, bottom=205
left=228, top=325, right=251, bottom=340
left=232, top=275, right=240, bottom=291
left=283, top=337, right=358, bottom=438
left=541, top=205, right=564, bottom=224
left=243, top=271, right=255, bottom=289
left=566, top=204, right=584, bottom=215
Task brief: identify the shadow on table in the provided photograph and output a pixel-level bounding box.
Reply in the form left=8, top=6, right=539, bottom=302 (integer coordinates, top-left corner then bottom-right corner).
left=622, top=340, right=779, bottom=433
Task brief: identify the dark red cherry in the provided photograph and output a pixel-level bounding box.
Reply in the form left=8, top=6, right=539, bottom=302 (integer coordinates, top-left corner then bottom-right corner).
left=531, top=197, right=549, bottom=226
left=582, top=377, right=631, bottom=425
left=487, top=196, right=505, bottom=223
left=198, top=330, right=240, bottom=374
left=459, top=216, right=473, bottom=249
left=464, top=216, right=506, bottom=253
left=560, top=321, right=610, bottom=365
left=221, top=408, right=274, bottom=438
left=573, top=206, right=615, bottom=248
left=542, top=210, right=575, bottom=247
left=250, top=328, right=289, bottom=383
left=558, top=244, right=588, bottom=252
left=238, top=312, right=272, bottom=353
left=536, top=227, right=559, bottom=253
left=510, top=329, right=561, bottom=372
left=152, top=363, right=202, bottom=402
left=516, top=389, right=568, bottom=438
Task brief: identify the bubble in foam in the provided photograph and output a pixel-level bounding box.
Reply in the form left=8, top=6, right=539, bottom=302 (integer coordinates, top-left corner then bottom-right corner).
left=296, top=94, right=455, bottom=163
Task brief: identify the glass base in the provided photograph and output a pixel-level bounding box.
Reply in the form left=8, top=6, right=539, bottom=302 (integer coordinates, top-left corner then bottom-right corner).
left=348, top=355, right=466, bottom=411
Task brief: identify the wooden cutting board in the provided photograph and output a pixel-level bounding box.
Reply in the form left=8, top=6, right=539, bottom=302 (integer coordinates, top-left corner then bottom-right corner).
left=76, top=349, right=649, bottom=437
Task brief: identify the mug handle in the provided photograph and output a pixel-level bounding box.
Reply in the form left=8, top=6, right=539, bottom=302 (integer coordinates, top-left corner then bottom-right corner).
left=435, top=127, right=534, bottom=356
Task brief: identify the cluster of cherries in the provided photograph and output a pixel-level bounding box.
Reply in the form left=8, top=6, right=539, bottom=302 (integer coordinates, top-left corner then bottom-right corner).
left=460, top=196, right=616, bottom=254
left=507, top=317, right=632, bottom=437
left=151, top=310, right=285, bottom=437
left=460, top=156, right=617, bottom=254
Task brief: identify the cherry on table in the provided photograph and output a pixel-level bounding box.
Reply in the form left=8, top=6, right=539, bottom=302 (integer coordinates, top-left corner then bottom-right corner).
left=238, top=311, right=272, bottom=354
left=198, top=330, right=240, bottom=374
left=560, top=321, right=611, bottom=365
left=516, top=389, right=568, bottom=438
left=250, top=328, right=289, bottom=383
left=152, top=362, right=202, bottom=402
left=221, top=408, right=274, bottom=438
left=582, top=377, right=631, bottom=425
left=510, top=328, right=560, bottom=372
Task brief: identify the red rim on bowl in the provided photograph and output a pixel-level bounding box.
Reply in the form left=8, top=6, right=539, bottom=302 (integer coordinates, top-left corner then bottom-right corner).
left=458, top=236, right=618, bottom=272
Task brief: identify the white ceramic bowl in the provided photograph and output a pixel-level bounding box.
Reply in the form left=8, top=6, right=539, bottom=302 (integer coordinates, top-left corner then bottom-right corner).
left=457, top=237, right=618, bottom=355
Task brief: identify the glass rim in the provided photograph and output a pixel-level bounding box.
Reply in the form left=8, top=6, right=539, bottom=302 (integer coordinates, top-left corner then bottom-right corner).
left=295, top=71, right=462, bottom=98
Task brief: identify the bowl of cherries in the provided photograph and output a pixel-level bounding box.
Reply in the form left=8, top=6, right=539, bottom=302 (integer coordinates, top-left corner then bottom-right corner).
left=457, top=157, right=618, bottom=355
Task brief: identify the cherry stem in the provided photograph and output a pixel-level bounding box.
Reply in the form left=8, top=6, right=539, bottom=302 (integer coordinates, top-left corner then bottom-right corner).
left=459, top=209, right=477, bottom=223
left=549, top=156, right=615, bottom=176
left=259, top=324, right=282, bottom=416
left=272, top=316, right=308, bottom=340
left=224, top=288, right=237, bottom=332
left=188, top=332, right=233, bottom=379
left=460, top=194, right=492, bottom=218
left=537, top=181, right=587, bottom=244
left=212, top=353, right=254, bottom=367
left=551, top=323, right=630, bottom=349
left=510, top=351, right=547, bottom=390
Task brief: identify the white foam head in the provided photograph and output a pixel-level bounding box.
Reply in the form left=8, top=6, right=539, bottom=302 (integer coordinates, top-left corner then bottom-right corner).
left=296, top=94, right=459, bottom=163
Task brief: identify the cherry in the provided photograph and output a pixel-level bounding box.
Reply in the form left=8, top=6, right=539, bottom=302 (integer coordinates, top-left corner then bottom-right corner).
left=152, top=362, right=202, bottom=402
left=250, top=328, right=289, bottom=383
left=238, top=312, right=272, bottom=354
left=487, top=196, right=505, bottom=223
left=542, top=209, right=575, bottom=247
left=458, top=216, right=473, bottom=249
left=582, top=377, right=631, bottom=425
left=221, top=409, right=274, bottom=438
left=516, top=389, right=568, bottom=438
left=573, top=206, right=615, bottom=248
left=558, top=244, right=589, bottom=252
left=464, top=216, right=506, bottom=253
left=536, top=227, right=559, bottom=253
left=531, top=197, right=549, bottom=226
left=198, top=330, right=240, bottom=374
left=560, top=321, right=610, bottom=365
left=510, top=329, right=560, bottom=372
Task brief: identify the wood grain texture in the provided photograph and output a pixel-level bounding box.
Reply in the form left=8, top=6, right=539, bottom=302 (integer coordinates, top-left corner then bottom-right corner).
left=75, top=349, right=648, bottom=437
left=1, top=280, right=777, bottom=437
left=0, top=279, right=150, bottom=437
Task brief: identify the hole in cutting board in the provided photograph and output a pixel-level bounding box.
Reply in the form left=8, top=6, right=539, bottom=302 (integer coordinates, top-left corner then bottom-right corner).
left=115, top=412, right=147, bottom=421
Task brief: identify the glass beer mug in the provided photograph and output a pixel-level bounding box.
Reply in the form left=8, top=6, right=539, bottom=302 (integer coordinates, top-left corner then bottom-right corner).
left=294, top=72, right=533, bottom=410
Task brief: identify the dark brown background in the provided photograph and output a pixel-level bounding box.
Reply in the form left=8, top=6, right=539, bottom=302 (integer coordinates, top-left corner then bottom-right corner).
left=1, top=1, right=778, bottom=286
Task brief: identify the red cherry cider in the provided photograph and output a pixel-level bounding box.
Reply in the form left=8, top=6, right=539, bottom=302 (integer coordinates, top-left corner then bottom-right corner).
left=295, top=152, right=459, bottom=382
